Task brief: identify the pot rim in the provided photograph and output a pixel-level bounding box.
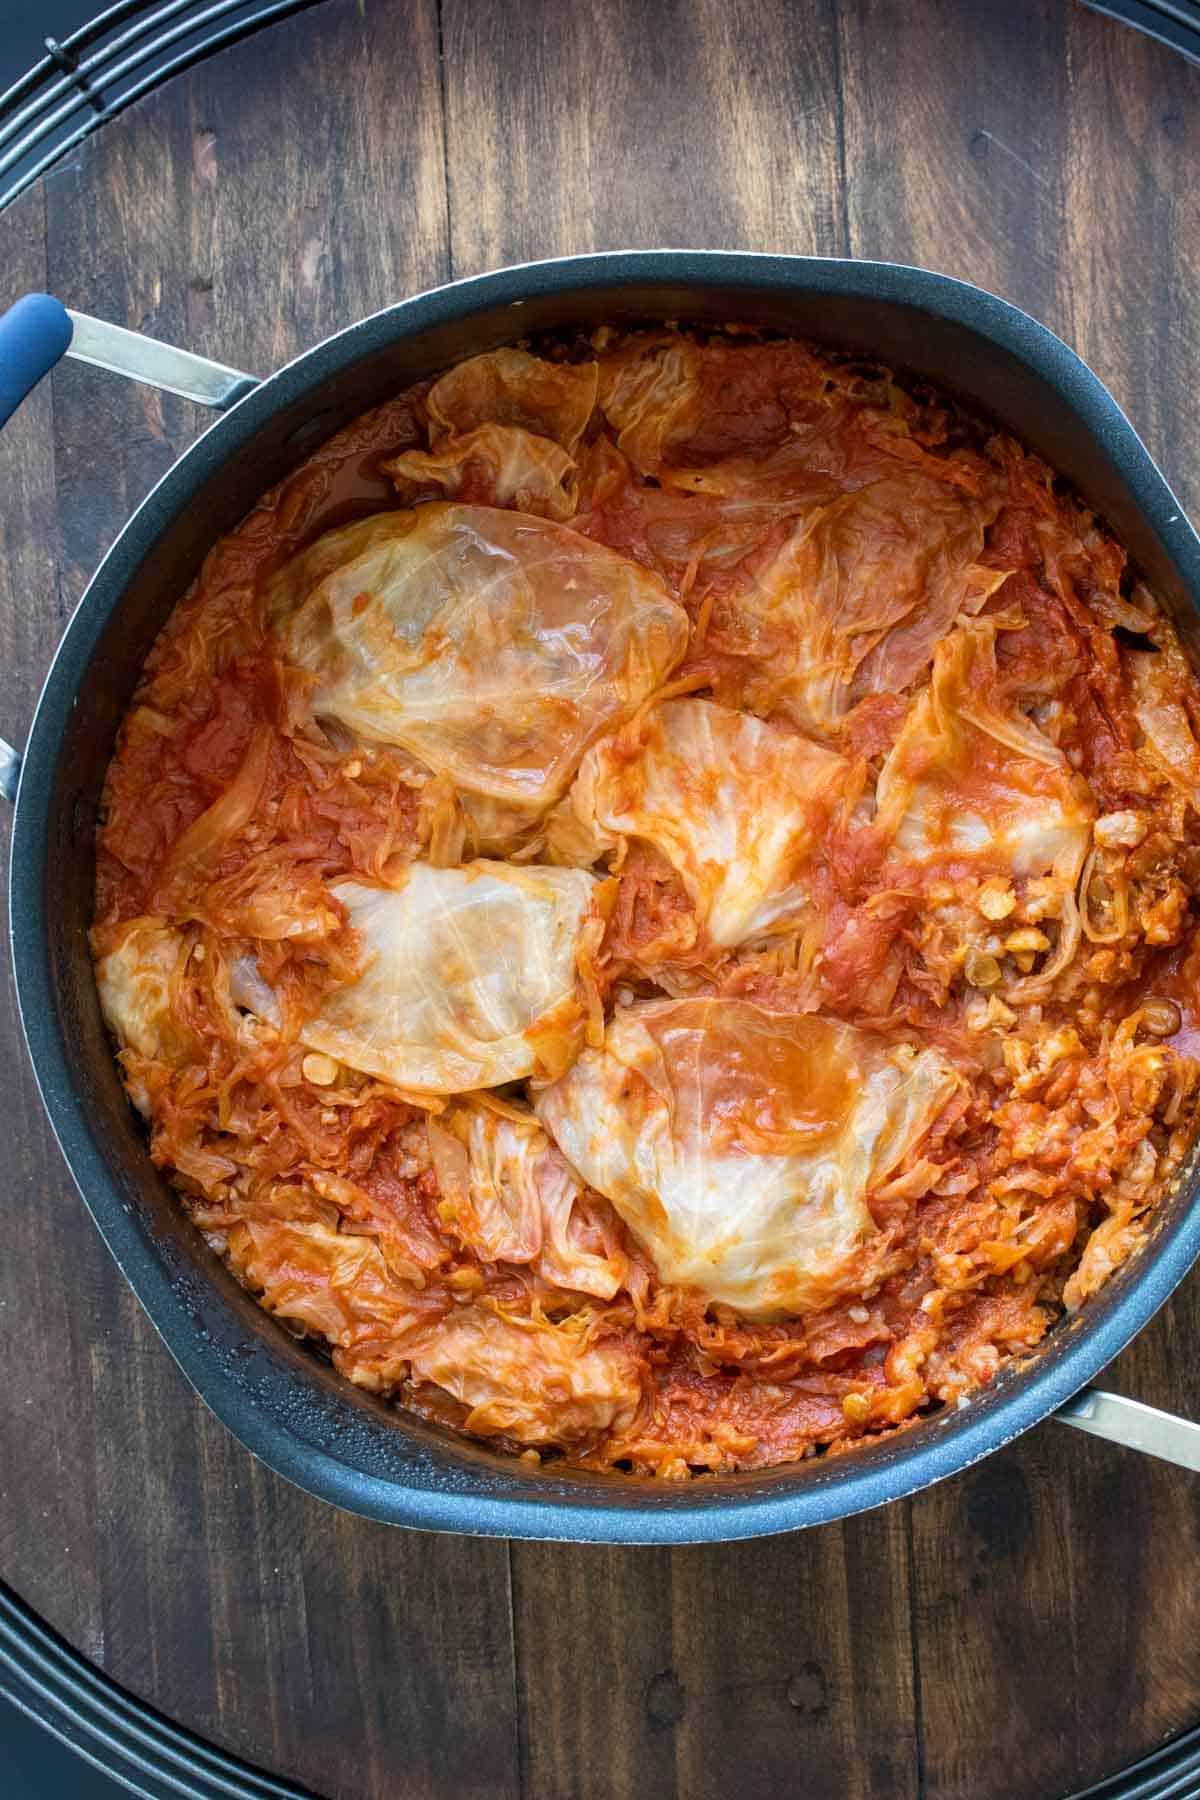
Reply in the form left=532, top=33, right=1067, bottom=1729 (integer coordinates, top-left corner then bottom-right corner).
left=10, top=248, right=1200, bottom=1541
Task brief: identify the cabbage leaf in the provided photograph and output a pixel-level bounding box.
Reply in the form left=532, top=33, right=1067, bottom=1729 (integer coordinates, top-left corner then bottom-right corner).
left=875, top=618, right=1095, bottom=878
left=95, top=917, right=190, bottom=1063
left=406, top=1306, right=640, bottom=1445
left=274, top=503, right=689, bottom=807
left=300, top=861, right=599, bottom=1093
left=559, top=696, right=853, bottom=946
left=427, top=1101, right=627, bottom=1297
left=383, top=423, right=579, bottom=521
left=537, top=997, right=959, bottom=1317
left=729, top=475, right=1005, bottom=736
left=598, top=338, right=703, bottom=473
left=425, top=348, right=598, bottom=452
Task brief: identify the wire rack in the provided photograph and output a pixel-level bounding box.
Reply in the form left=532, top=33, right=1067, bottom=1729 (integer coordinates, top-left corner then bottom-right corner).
left=0, top=0, right=328, bottom=210
left=1, top=0, right=1196, bottom=214
left=3, top=0, right=1200, bottom=1795
left=1083, top=0, right=1200, bottom=60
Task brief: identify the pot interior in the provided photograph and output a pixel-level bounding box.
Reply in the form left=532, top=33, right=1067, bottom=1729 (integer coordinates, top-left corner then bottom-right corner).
left=20, top=257, right=1200, bottom=1537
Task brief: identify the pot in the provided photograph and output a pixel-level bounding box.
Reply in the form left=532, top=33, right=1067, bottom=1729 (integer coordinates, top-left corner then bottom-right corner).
left=2, top=251, right=1198, bottom=1542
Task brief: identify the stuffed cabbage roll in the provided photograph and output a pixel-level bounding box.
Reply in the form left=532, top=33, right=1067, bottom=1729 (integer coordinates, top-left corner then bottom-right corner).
left=557, top=696, right=854, bottom=947
left=94, top=918, right=191, bottom=1067
left=875, top=618, right=1094, bottom=881
left=728, top=475, right=1005, bottom=737
left=383, top=423, right=579, bottom=520
left=424, top=348, right=599, bottom=452
left=274, top=503, right=688, bottom=808
left=537, top=997, right=959, bottom=1318
left=404, top=1307, right=641, bottom=1446
left=296, top=862, right=601, bottom=1094
left=428, top=1100, right=627, bottom=1297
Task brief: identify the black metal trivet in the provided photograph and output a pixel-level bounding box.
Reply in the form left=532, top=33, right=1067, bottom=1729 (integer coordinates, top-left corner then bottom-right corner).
left=0, top=1583, right=313, bottom=1800
left=1083, top=0, right=1200, bottom=64
left=4, top=1568, right=1200, bottom=1799
left=2, top=0, right=1200, bottom=1794
left=0, top=0, right=328, bottom=208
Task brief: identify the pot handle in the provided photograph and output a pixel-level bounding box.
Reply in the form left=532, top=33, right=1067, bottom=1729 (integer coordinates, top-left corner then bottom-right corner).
left=1055, top=1386, right=1200, bottom=1471
left=0, top=294, right=73, bottom=429
left=0, top=293, right=258, bottom=428
left=0, top=294, right=259, bottom=802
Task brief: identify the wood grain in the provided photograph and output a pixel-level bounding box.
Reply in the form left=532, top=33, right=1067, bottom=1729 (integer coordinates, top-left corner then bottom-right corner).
left=838, top=0, right=1075, bottom=327
left=4, top=7, right=519, bottom=1800
left=439, top=0, right=848, bottom=273
left=1058, top=8, right=1200, bottom=525
left=511, top=1516, right=917, bottom=1800
left=2, top=0, right=1200, bottom=1795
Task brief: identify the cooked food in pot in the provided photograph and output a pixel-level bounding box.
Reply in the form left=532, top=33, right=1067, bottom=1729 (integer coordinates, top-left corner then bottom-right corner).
left=91, top=328, right=1200, bottom=1477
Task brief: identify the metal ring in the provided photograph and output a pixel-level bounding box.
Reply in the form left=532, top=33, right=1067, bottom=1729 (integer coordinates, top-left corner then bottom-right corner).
left=0, top=0, right=328, bottom=209
left=2, top=1571, right=1199, bottom=1799
left=0, top=1582, right=313, bottom=1799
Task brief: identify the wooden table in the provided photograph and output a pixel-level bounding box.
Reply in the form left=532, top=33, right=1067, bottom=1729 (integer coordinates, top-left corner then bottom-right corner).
left=2, top=2, right=1199, bottom=1794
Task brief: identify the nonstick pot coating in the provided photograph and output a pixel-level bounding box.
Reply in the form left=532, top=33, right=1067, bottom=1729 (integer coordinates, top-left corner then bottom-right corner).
left=11, top=252, right=1200, bottom=1541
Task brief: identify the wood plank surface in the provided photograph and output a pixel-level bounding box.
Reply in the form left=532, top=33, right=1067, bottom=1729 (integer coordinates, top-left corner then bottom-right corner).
left=1, top=1, right=1199, bottom=1796
left=3, top=7, right=521, bottom=1800
left=509, top=1514, right=916, bottom=1800
left=836, top=6, right=1200, bottom=1795
left=442, top=9, right=916, bottom=1798
left=440, top=0, right=848, bottom=272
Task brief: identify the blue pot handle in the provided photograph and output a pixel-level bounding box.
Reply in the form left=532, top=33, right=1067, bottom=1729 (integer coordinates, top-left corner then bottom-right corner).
left=0, top=295, right=73, bottom=803
left=0, top=293, right=73, bottom=429
left=0, top=295, right=258, bottom=805
left=0, top=293, right=259, bottom=428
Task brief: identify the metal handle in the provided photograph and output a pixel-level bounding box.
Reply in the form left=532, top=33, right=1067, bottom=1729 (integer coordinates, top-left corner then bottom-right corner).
left=0, top=294, right=259, bottom=804
left=64, top=309, right=258, bottom=409
left=1055, top=1386, right=1200, bottom=1472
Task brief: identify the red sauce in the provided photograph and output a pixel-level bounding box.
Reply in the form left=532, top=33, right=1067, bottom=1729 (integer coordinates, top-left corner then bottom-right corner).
left=92, top=328, right=1200, bottom=1476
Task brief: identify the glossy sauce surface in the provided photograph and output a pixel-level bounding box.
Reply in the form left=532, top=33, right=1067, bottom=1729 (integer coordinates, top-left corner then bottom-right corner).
left=91, top=330, right=1200, bottom=1476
